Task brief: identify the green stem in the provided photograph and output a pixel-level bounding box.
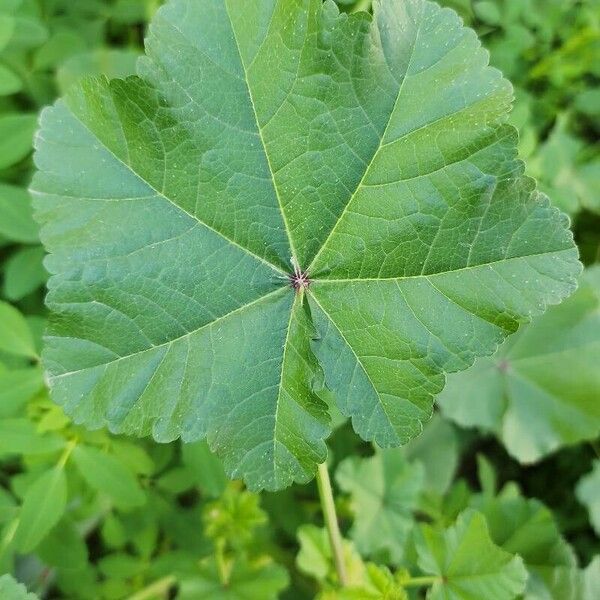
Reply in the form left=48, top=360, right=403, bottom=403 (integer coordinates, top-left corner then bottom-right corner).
left=57, top=438, right=77, bottom=469
left=126, top=575, right=176, bottom=600
left=316, top=462, right=348, bottom=587
left=403, top=575, right=439, bottom=588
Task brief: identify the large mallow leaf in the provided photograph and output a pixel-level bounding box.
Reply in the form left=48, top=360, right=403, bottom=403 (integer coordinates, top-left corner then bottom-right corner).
left=438, top=267, right=600, bottom=463
left=31, top=0, right=580, bottom=491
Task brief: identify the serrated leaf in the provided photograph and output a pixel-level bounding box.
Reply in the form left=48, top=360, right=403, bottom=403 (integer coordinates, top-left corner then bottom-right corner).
left=32, top=0, right=580, bottom=490
left=576, top=460, right=600, bottom=537
left=470, top=485, right=579, bottom=600
left=0, top=575, right=38, bottom=600
left=72, top=445, right=146, bottom=509
left=336, top=449, right=424, bottom=564
left=439, top=267, right=600, bottom=463
left=416, top=509, right=528, bottom=600
left=14, top=466, right=67, bottom=553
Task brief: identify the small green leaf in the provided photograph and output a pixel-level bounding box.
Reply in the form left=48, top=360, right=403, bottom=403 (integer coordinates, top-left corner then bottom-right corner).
left=14, top=467, right=68, bottom=553
left=3, top=246, right=46, bottom=301
left=0, top=419, right=64, bottom=456
left=181, top=441, right=227, bottom=498
left=576, top=460, right=600, bottom=536
left=33, top=29, right=86, bottom=70
left=477, top=454, right=498, bottom=497
left=203, top=485, right=266, bottom=548
left=0, top=366, right=44, bottom=418
left=0, top=574, right=38, bottom=600
left=0, top=301, right=37, bottom=359
left=72, top=445, right=146, bottom=509
left=0, top=114, right=37, bottom=170
left=416, top=510, right=528, bottom=600
left=336, top=449, right=424, bottom=564
left=0, top=183, right=39, bottom=244
left=179, top=556, right=289, bottom=600
left=0, top=64, right=21, bottom=96
left=474, top=1, right=502, bottom=25
left=37, top=518, right=89, bottom=570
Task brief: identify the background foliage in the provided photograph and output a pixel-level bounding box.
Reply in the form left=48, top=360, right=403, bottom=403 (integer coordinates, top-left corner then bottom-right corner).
left=0, top=0, right=598, bottom=598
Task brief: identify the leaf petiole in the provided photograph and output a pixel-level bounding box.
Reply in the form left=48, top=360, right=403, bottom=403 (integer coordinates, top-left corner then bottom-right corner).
left=403, top=575, right=440, bottom=588
left=316, top=462, right=348, bottom=587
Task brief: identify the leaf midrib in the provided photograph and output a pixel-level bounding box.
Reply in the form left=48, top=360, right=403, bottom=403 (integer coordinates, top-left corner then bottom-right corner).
left=223, top=0, right=299, bottom=265
left=307, top=5, right=425, bottom=272
left=310, top=248, right=577, bottom=283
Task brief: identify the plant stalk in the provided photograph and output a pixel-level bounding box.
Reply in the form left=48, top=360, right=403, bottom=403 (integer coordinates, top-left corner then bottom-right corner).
left=403, top=575, right=439, bottom=588
left=316, top=462, right=348, bottom=587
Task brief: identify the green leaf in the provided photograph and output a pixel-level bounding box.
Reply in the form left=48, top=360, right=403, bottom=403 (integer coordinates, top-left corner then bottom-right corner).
left=470, top=485, right=579, bottom=600
left=0, top=15, right=16, bottom=52
left=72, top=445, right=146, bottom=509
left=0, top=366, right=44, bottom=418
left=3, top=245, right=47, bottom=301
left=37, top=518, right=89, bottom=571
left=439, top=267, right=600, bottom=463
left=416, top=509, right=528, bottom=600
left=0, top=575, right=38, bottom=600
left=0, top=113, right=37, bottom=169
left=0, top=418, right=64, bottom=456
left=336, top=449, right=424, bottom=564
left=296, top=524, right=367, bottom=588
left=181, top=440, right=228, bottom=498
left=14, top=466, right=68, bottom=553
left=33, top=29, right=86, bottom=71
left=203, top=485, right=266, bottom=549
left=32, top=0, right=580, bottom=490
left=528, top=115, right=600, bottom=215
left=56, top=49, right=139, bottom=95
left=582, top=557, right=600, bottom=600
left=576, top=460, right=600, bottom=536
left=0, top=64, right=21, bottom=96
left=0, top=301, right=37, bottom=359
left=179, top=556, right=289, bottom=600
left=402, top=414, right=459, bottom=495
left=0, top=183, right=39, bottom=244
